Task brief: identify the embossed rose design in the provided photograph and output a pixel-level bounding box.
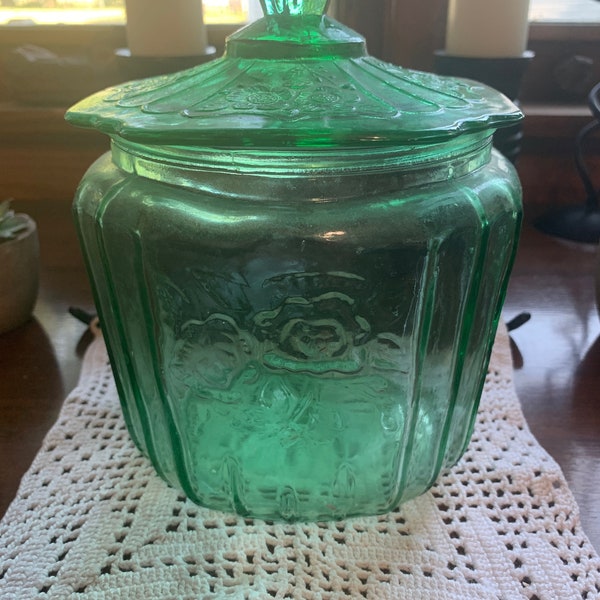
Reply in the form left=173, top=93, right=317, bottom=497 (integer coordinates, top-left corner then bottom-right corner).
left=171, top=314, right=254, bottom=390
left=225, top=85, right=294, bottom=112
left=254, top=292, right=371, bottom=372
left=280, top=317, right=349, bottom=360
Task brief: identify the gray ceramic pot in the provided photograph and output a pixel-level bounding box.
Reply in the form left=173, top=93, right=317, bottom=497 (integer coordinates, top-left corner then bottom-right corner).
left=0, top=214, right=39, bottom=334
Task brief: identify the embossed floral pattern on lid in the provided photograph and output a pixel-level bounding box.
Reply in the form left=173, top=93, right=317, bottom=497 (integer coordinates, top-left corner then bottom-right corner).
left=66, top=0, right=522, bottom=148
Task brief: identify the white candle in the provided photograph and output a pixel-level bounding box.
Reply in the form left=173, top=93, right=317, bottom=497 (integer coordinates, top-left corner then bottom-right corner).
left=446, top=0, right=530, bottom=58
left=125, top=0, right=207, bottom=58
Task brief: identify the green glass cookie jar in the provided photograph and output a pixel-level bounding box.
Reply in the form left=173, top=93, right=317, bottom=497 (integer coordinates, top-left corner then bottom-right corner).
left=66, top=0, right=522, bottom=521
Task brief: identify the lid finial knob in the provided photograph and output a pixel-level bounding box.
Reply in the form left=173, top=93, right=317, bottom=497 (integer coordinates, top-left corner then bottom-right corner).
left=259, top=0, right=329, bottom=16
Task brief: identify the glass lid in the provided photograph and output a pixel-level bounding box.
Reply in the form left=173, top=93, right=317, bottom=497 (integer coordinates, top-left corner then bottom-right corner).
left=66, top=0, right=522, bottom=148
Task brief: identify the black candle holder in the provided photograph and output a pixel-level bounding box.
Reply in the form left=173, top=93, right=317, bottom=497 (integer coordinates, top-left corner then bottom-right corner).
left=115, top=46, right=217, bottom=81
left=534, top=81, right=600, bottom=244
left=434, top=51, right=534, bottom=163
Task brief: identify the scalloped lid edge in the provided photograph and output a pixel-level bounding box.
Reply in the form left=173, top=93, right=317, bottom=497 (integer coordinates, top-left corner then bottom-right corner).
left=66, top=10, right=522, bottom=149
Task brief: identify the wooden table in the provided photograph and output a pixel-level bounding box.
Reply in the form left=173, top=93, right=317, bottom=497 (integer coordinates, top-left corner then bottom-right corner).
left=1, top=198, right=599, bottom=551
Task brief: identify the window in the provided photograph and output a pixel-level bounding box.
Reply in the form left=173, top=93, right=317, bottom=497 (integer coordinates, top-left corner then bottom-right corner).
left=525, top=1, right=600, bottom=102
left=530, top=0, right=600, bottom=23
left=0, top=0, right=252, bottom=26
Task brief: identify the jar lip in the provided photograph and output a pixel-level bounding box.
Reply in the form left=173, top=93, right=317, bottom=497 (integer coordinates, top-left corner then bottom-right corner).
left=112, top=131, right=492, bottom=181
left=112, top=130, right=493, bottom=172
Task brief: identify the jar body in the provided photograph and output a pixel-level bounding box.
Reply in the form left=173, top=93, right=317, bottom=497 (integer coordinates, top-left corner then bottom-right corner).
left=73, top=137, right=521, bottom=521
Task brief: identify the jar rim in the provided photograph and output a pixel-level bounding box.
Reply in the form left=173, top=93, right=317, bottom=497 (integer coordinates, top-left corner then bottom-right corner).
left=111, top=131, right=493, bottom=192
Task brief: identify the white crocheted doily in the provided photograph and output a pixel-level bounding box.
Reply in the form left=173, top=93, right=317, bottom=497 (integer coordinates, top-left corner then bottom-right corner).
left=1, top=325, right=600, bottom=599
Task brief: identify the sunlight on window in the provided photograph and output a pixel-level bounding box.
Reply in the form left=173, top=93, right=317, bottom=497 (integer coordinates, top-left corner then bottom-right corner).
left=530, top=0, right=600, bottom=23
left=0, top=0, right=252, bottom=26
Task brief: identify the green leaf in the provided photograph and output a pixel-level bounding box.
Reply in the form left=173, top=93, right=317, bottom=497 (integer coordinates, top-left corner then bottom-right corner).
left=0, top=200, right=28, bottom=243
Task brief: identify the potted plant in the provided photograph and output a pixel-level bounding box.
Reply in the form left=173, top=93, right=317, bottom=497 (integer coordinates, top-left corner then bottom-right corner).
left=0, top=200, right=39, bottom=334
